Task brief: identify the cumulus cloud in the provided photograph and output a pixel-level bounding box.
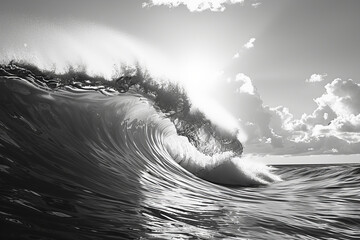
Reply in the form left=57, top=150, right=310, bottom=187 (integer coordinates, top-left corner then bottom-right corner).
left=277, top=77, right=360, bottom=154
left=306, top=73, right=327, bottom=83
left=225, top=73, right=283, bottom=148
left=316, top=78, right=360, bottom=116
left=142, top=0, right=244, bottom=12
left=311, top=115, right=360, bottom=143
left=243, top=37, right=256, bottom=49
left=235, top=73, right=255, bottom=95
left=301, top=104, right=336, bottom=127
left=227, top=74, right=360, bottom=155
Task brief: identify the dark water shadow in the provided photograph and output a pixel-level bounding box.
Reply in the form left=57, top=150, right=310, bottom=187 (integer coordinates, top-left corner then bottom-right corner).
left=0, top=76, right=148, bottom=239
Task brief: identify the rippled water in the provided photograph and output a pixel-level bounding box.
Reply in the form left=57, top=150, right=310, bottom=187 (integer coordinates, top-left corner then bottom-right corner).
left=1, top=70, right=360, bottom=239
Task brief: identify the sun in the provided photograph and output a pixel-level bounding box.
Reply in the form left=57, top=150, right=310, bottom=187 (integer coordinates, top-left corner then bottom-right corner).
left=170, top=54, right=246, bottom=139
left=177, top=55, right=222, bottom=91
left=144, top=49, right=247, bottom=141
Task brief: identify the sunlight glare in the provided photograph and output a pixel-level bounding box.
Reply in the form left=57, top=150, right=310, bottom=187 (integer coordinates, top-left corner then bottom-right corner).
left=172, top=54, right=247, bottom=140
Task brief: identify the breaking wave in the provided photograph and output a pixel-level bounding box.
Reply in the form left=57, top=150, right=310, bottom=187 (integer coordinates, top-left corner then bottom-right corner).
left=0, top=62, right=280, bottom=186
left=1, top=24, right=359, bottom=240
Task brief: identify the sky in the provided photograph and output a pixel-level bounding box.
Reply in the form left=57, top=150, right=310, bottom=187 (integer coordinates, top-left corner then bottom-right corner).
left=1, top=0, right=360, bottom=157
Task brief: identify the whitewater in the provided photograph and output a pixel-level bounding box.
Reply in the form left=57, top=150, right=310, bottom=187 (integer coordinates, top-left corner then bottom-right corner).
left=0, top=23, right=359, bottom=239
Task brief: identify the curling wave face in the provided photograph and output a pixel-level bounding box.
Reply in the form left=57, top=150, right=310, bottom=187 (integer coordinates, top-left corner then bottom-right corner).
left=0, top=63, right=280, bottom=186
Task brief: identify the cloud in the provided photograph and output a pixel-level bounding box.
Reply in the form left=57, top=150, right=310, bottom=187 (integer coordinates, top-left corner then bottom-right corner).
left=235, top=73, right=255, bottom=95
left=276, top=77, right=360, bottom=154
left=315, top=78, right=360, bottom=116
left=306, top=73, right=327, bottom=83
left=311, top=115, right=360, bottom=143
left=243, top=37, right=256, bottom=49
left=142, top=0, right=245, bottom=12
left=233, top=37, right=256, bottom=58
left=227, top=74, right=360, bottom=155
left=226, top=73, right=283, bottom=148
left=251, top=2, right=261, bottom=8
left=300, top=104, right=336, bottom=127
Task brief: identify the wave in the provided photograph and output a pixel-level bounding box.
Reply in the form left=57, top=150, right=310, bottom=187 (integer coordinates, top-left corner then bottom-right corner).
left=3, top=23, right=360, bottom=240
left=0, top=61, right=280, bottom=186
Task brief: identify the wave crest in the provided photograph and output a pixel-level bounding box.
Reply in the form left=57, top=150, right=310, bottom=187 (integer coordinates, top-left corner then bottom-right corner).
left=0, top=62, right=280, bottom=186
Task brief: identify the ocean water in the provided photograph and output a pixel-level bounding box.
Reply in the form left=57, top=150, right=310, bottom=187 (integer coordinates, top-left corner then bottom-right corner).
left=0, top=64, right=359, bottom=240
